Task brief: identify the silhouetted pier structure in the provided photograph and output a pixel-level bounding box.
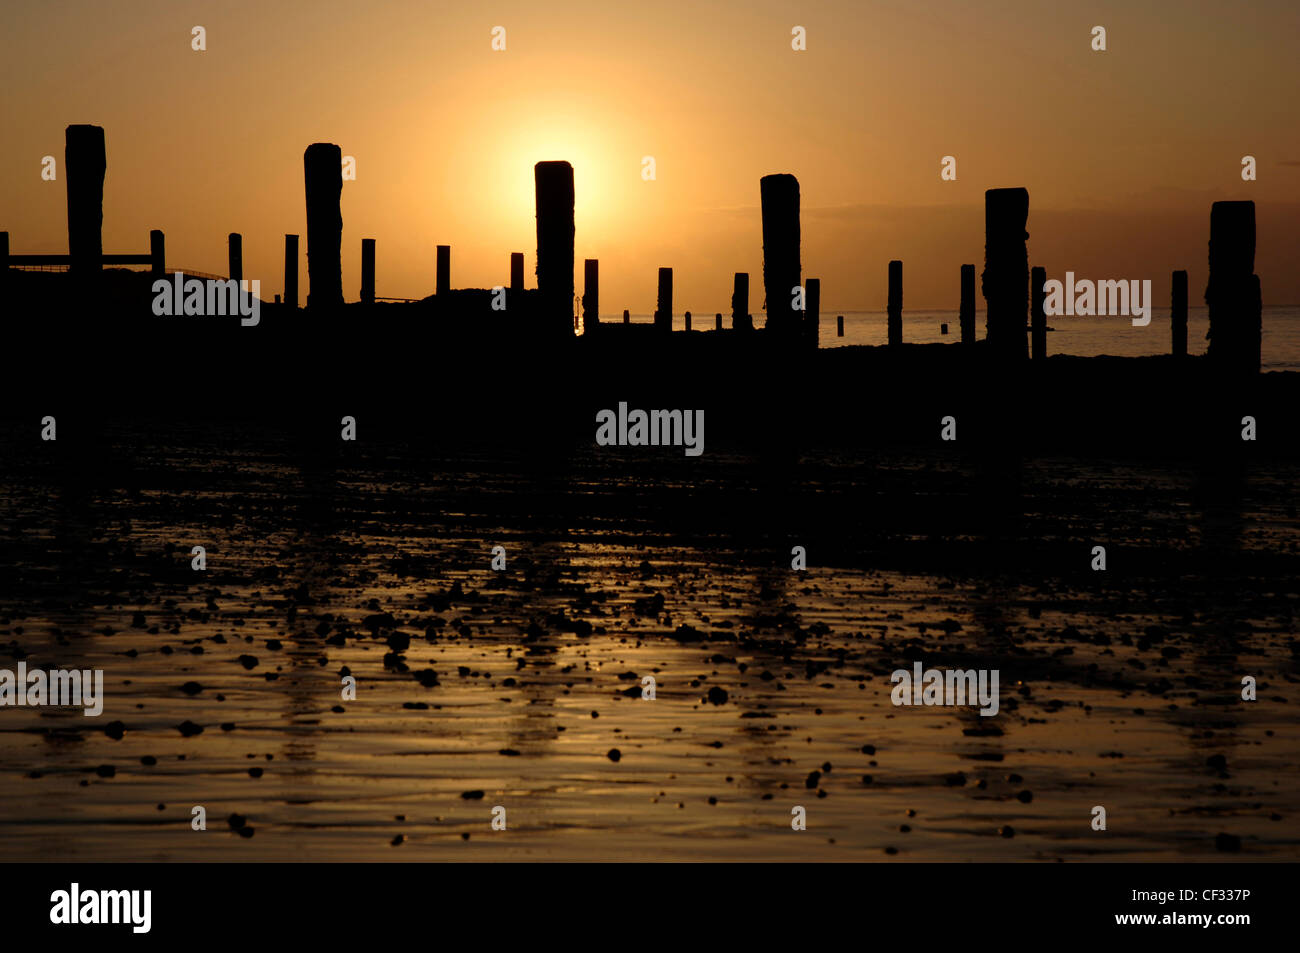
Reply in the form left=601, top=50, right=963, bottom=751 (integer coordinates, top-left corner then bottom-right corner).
left=534, top=161, right=574, bottom=339
left=1206, top=201, right=1261, bottom=376
left=656, top=267, right=673, bottom=334
left=303, top=143, right=343, bottom=309
left=983, top=188, right=1029, bottom=361
left=887, top=260, right=902, bottom=346
left=760, top=174, right=800, bottom=342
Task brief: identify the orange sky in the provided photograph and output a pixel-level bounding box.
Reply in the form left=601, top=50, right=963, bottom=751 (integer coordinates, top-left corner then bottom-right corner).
left=3, top=0, right=1298, bottom=310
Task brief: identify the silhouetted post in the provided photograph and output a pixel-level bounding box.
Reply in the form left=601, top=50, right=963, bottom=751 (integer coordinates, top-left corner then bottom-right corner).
left=437, top=244, right=450, bottom=296
left=304, top=143, right=343, bottom=309
left=655, top=267, right=672, bottom=333
left=65, top=124, right=106, bottom=275
left=760, top=174, right=800, bottom=339
left=623, top=309, right=630, bottom=324
left=510, top=252, right=524, bottom=294
left=1031, top=265, right=1046, bottom=360
left=805, top=278, right=820, bottom=350
left=228, top=233, right=243, bottom=282
left=284, top=234, right=299, bottom=310
left=1171, top=270, right=1188, bottom=357
left=732, top=272, right=751, bottom=331
left=685, top=310, right=692, bottom=331
left=959, top=264, right=976, bottom=344
left=361, top=239, right=376, bottom=305
left=715, top=312, right=723, bottom=330
left=837, top=314, right=844, bottom=337
left=887, top=260, right=902, bottom=346
left=0, top=232, right=7, bottom=291
left=1205, top=201, right=1260, bottom=374
left=583, top=258, right=599, bottom=329
left=982, top=188, right=1029, bottom=361
left=534, top=161, right=575, bottom=336
left=150, top=230, right=165, bottom=276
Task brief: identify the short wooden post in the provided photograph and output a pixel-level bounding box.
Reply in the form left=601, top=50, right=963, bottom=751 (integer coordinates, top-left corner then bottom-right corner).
left=228, top=233, right=243, bottom=283
left=150, top=229, right=165, bottom=276
left=732, top=272, right=750, bottom=331
left=284, top=234, right=299, bottom=310
left=1031, top=264, right=1046, bottom=360
left=715, top=312, right=723, bottom=330
left=1171, top=269, right=1188, bottom=357
left=623, top=309, right=630, bottom=324
left=887, top=260, right=902, bottom=346
left=361, top=238, right=376, bottom=305
left=837, top=314, right=844, bottom=337
left=436, top=244, right=450, bottom=296
left=685, top=310, right=692, bottom=331
left=583, top=258, right=599, bottom=329
left=510, top=252, right=524, bottom=293
left=959, top=264, right=976, bottom=344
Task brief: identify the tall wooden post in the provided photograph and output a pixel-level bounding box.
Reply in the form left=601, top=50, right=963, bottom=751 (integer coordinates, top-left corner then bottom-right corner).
left=982, top=188, right=1029, bottom=360
left=284, top=234, right=299, bottom=310
left=887, top=260, right=902, bottom=346
left=732, top=272, right=750, bottom=331
left=583, top=258, right=599, bottom=329
left=655, top=267, right=673, bottom=333
left=535, top=161, right=575, bottom=337
left=510, top=252, right=524, bottom=294
left=1171, top=269, right=1188, bottom=357
left=228, top=233, right=243, bottom=283
left=436, top=244, right=450, bottom=296
left=960, top=264, right=976, bottom=344
left=149, top=230, right=165, bottom=276
left=65, top=124, right=106, bottom=275
left=1206, top=201, right=1259, bottom=374
left=760, top=174, right=800, bottom=339
left=304, top=143, right=343, bottom=309
left=805, top=277, right=820, bottom=350
left=1031, top=265, right=1046, bottom=360
left=361, top=238, right=376, bottom=305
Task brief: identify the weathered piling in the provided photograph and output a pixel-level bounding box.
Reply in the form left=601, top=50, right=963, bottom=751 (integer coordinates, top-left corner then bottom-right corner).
left=150, top=230, right=165, bottom=276
left=303, top=143, right=343, bottom=309
left=510, top=252, right=524, bottom=293
left=805, top=278, right=820, bottom=350
left=685, top=310, right=692, bottom=331
left=436, top=244, right=450, bottom=296
left=65, top=125, right=106, bottom=275
left=837, top=314, right=844, bottom=337
left=1031, top=264, right=1046, bottom=360
left=959, top=264, right=976, bottom=344
left=655, top=267, right=673, bottom=333
left=1205, top=201, right=1260, bottom=374
left=732, top=272, right=751, bottom=331
left=623, top=309, right=630, bottom=324
left=361, top=239, right=376, bottom=305
left=228, top=233, right=243, bottom=283
left=715, top=312, right=723, bottom=330
left=887, top=260, right=902, bottom=346
left=760, top=174, right=800, bottom=339
left=1171, top=269, right=1188, bottom=357
left=534, top=161, right=575, bottom=336
left=284, top=234, right=299, bottom=310
left=583, top=258, right=599, bottom=329
left=982, top=188, right=1029, bottom=360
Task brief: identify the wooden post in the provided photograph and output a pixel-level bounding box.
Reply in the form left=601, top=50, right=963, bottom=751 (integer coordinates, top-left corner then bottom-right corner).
left=361, top=238, right=376, bottom=305
left=65, top=124, right=106, bottom=275
left=436, top=244, right=450, bottom=296
left=760, top=174, right=800, bottom=339
left=228, top=233, right=243, bottom=283
left=887, top=260, right=902, bottom=346
left=1206, top=201, right=1259, bottom=374
left=732, top=272, right=750, bottom=331
left=837, top=314, right=844, bottom=337
left=304, top=143, right=343, bottom=309
left=0, top=231, right=7, bottom=293
left=534, top=161, right=575, bottom=336
left=715, top=312, right=723, bottom=330
left=685, top=310, right=692, bottom=331
left=959, top=264, right=976, bottom=344
left=805, top=277, right=820, bottom=350
left=1031, top=265, right=1046, bottom=360
left=623, top=309, right=630, bottom=324
left=150, top=230, right=165, bottom=276
left=655, top=267, right=672, bottom=333
left=1171, top=269, right=1188, bottom=357
left=982, top=188, right=1029, bottom=360
left=510, top=252, right=524, bottom=293
left=284, top=234, right=299, bottom=310
left=583, top=258, right=599, bottom=330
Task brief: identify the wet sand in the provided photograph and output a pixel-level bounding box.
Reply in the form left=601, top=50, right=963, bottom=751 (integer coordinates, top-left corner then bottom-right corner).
left=0, top=421, right=1296, bottom=861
